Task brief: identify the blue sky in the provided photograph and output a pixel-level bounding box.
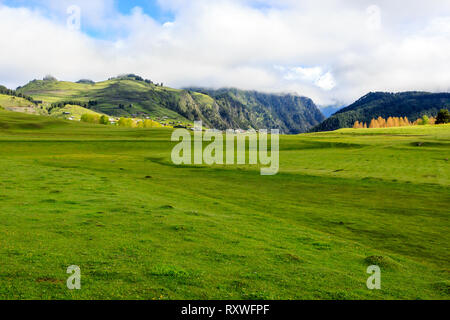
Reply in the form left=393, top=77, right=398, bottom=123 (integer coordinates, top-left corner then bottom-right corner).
left=117, top=0, right=174, bottom=23
left=2, top=0, right=170, bottom=20
left=0, top=0, right=450, bottom=106
left=1, top=0, right=175, bottom=39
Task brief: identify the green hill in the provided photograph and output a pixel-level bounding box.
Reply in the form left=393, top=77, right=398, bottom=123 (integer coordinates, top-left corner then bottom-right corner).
left=312, top=92, right=450, bottom=132
left=16, top=76, right=324, bottom=133
left=0, top=94, right=34, bottom=108
left=0, top=94, right=44, bottom=115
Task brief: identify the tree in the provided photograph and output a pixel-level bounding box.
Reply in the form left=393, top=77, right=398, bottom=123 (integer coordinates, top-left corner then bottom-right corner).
left=421, top=115, right=429, bottom=125
left=143, top=119, right=162, bottom=128
left=118, top=117, right=134, bottom=127
left=429, top=116, right=436, bottom=125
left=118, top=118, right=127, bottom=127
left=353, top=121, right=360, bottom=129
left=80, top=114, right=89, bottom=122
left=81, top=113, right=100, bottom=124
left=99, top=115, right=109, bottom=125
left=76, top=79, right=95, bottom=84
left=387, top=117, right=395, bottom=127
left=377, top=116, right=386, bottom=128
left=436, top=109, right=450, bottom=124
left=369, top=119, right=378, bottom=128
left=43, top=75, right=57, bottom=81
left=393, top=117, right=400, bottom=127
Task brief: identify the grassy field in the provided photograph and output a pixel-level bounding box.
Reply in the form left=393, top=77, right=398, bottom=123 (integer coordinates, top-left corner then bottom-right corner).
left=0, top=110, right=448, bottom=300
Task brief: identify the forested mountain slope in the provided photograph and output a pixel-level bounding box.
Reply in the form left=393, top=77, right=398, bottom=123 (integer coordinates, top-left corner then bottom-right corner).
left=311, top=92, right=450, bottom=132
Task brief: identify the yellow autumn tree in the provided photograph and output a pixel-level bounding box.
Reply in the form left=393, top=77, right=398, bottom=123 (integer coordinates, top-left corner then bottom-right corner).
left=386, top=117, right=394, bottom=127
left=369, top=119, right=379, bottom=128
left=143, top=119, right=162, bottom=128
left=377, top=116, right=386, bottom=128
left=118, top=117, right=135, bottom=127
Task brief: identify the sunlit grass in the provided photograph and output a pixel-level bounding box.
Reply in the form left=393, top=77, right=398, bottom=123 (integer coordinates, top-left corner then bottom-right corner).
left=0, top=110, right=448, bottom=300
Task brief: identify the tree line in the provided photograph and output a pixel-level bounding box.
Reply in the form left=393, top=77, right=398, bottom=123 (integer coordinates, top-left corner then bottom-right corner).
left=118, top=118, right=162, bottom=128
left=353, top=109, right=450, bottom=129
left=80, top=114, right=162, bottom=128
left=108, top=74, right=164, bottom=87
left=49, top=100, right=98, bottom=112
left=0, top=85, right=39, bottom=105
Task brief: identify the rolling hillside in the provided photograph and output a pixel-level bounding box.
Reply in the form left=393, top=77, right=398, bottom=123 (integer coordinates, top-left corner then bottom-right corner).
left=312, top=92, right=450, bottom=132
left=0, top=94, right=44, bottom=115
left=16, top=76, right=324, bottom=133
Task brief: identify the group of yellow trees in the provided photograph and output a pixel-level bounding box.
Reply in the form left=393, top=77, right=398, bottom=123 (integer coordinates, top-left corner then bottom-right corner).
left=353, top=116, right=436, bottom=129
left=81, top=113, right=162, bottom=128
left=117, top=118, right=162, bottom=128
left=80, top=114, right=108, bottom=124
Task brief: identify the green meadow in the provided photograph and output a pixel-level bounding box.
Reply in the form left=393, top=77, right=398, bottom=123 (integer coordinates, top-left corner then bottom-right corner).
left=0, top=110, right=448, bottom=300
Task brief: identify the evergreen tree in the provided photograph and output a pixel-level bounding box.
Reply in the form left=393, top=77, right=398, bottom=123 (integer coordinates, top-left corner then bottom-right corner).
left=436, top=109, right=450, bottom=124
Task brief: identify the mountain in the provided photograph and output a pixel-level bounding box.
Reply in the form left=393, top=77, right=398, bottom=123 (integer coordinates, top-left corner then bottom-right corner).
left=311, top=91, right=450, bottom=132
left=186, top=88, right=325, bottom=134
left=16, top=76, right=325, bottom=134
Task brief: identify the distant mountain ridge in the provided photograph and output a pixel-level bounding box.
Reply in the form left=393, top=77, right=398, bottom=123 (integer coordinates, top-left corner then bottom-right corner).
left=311, top=91, right=450, bottom=132
left=187, top=87, right=325, bottom=134
left=15, top=77, right=325, bottom=134
left=320, top=105, right=344, bottom=118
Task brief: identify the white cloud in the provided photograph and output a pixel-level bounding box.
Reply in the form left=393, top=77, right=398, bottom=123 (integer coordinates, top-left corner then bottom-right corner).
left=1, top=0, right=450, bottom=106
left=281, top=67, right=336, bottom=91
left=284, top=67, right=324, bottom=82
left=316, top=72, right=337, bottom=91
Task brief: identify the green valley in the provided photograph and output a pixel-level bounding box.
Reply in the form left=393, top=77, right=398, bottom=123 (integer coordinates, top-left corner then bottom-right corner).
left=0, top=110, right=448, bottom=300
